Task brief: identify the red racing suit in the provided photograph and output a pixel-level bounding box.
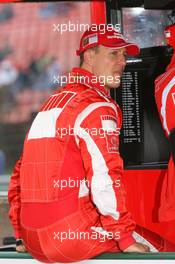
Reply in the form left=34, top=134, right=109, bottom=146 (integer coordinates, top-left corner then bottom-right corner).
left=155, top=54, right=175, bottom=221
left=8, top=67, right=158, bottom=262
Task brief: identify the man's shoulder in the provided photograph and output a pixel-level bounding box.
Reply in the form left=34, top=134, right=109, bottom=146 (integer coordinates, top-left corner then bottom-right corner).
left=40, top=83, right=115, bottom=113
left=155, top=68, right=175, bottom=87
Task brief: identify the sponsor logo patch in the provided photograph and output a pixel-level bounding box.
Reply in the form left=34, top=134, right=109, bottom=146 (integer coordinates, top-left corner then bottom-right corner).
left=82, top=34, right=98, bottom=48
left=101, top=115, right=119, bottom=153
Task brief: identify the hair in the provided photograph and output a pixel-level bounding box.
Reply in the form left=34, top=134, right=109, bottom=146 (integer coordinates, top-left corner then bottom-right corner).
left=79, top=46, right=99, bottom=67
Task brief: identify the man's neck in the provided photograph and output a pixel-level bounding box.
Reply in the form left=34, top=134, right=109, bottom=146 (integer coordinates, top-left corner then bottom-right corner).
left=80, top=64, right=92, bottom=74
left=80, top=64, right=110, bottom=94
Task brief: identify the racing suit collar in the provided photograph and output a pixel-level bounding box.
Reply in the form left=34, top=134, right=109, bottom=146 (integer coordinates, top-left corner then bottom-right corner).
left=70, top=67, right=111, bottom=97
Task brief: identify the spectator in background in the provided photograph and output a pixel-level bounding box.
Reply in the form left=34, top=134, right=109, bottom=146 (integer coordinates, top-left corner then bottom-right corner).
left=0, top=150, right=6, bottom=175
left=32, top=56, right=62, bottom=90
left=0, top=5, right=14, bottom=23
left=46, top=57, right=61, bottom=88
left=0, top=60, right=18, bottom=86
left=0, top=41, right=13, bottom=62
left=38, top=2, right=75, bottom=18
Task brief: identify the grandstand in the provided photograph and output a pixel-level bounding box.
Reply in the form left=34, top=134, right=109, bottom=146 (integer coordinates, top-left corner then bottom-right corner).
left=0, top=2, right=90, bottom=123
left=0, top=2, right=91, bottom=173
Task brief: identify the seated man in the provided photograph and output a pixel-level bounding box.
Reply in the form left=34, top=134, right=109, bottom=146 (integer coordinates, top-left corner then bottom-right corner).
left=8, top=25, right=158, bottom=263
left=155, top=24, right=175, bottom=222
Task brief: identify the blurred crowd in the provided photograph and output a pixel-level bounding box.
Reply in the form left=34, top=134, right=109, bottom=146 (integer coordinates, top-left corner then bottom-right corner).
left=0, top=2, right=76, bottom=124
left=0, top=1, right=79, bottom=172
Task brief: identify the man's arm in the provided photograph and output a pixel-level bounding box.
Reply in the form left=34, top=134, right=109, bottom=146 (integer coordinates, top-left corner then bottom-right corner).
left=8, top=156, right=26, bottom=252
left=74, top=102, right=149, bottom=252
left=159, top=83, right=175, bottom=163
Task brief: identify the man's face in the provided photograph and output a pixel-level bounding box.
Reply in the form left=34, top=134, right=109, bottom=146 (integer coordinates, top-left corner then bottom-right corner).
left=92, top=45, right=127, bottom=89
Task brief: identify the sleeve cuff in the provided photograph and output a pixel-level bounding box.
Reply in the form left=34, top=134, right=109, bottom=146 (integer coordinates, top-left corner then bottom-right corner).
left=16, top=239, right=23, bottom=246
left=118, top=232, right=136, bottom=251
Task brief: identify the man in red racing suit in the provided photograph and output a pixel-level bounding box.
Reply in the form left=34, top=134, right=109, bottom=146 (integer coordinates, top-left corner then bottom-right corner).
left=8, top=25, right=159, bottom=263
left=155, top=24, right=175, bottom=222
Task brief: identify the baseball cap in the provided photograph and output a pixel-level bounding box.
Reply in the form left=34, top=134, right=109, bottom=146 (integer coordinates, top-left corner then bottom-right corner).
left=165, top=24, right=175, bottom=47
left=76, top=25, right=140, bottom=56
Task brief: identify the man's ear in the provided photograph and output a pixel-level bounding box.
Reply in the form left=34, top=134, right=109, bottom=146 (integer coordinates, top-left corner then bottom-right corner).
left=83, top=49, right=95, bottom=66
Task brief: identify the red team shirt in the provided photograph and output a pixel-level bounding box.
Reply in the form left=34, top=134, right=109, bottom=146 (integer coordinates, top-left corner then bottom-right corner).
left=155, top=53, right=175, bottom=222
left=8, top=67, right=159, bottom=262
left=8, top=67, right=135, bottom=262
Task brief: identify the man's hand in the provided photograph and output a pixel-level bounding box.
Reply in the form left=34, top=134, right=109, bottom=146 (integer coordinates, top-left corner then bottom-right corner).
left=16, top=244, right=27, bottom=253
left=123, top=242, right=150, bottom=253
left=16, top=239, right=27, bottom=253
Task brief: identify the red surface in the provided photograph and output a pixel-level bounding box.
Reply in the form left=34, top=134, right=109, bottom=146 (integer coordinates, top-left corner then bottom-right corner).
left=0, top=0, right=21, bottom=2
left=123, top=169, right=175, bottom=247
left=90, top=1, right=106, bottom=25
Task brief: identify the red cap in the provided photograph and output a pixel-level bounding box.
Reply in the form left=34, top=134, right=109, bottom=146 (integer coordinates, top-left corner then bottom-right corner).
left=76, top=25, right=140, bottom=56
left=165, top=24, right=175, bottom=48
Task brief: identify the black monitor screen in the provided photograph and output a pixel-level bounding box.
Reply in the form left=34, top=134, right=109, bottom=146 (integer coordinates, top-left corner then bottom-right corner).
left=111, top=49, right=171, bottom=169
